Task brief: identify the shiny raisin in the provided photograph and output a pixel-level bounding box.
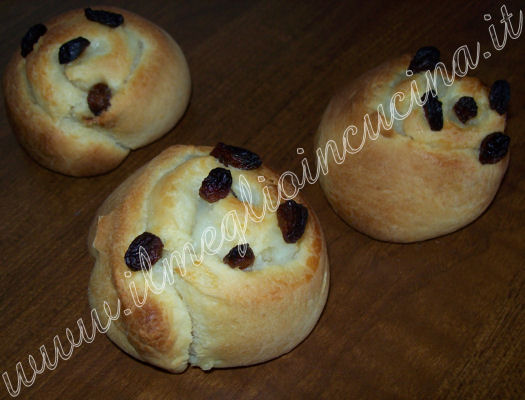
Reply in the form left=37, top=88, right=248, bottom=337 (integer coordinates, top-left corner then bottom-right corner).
left=210, top=142, right=262, bottom=170
left=277, top=200, right=308, bottom=243
left=88, top=83, right=112, bottom=116
left=20, top=23, right=47, bottom=57
left=489, top=80, right=510, bottom=115
left=454, top=96, right=478, bottom=123
left=125, top=232, right=164, bottom=271
left=199, top=167, right=232, bottom=203
left=479, top=132, right=510, bottom=164
left=85, top=8, right=124, bottom=28
left=58, top=37, right=90, bottom=64
left=421, top=91, right=443, bottom=131
left=408, top=46, right=440, bottom=73
left=223, top=244, right=255, bottom=270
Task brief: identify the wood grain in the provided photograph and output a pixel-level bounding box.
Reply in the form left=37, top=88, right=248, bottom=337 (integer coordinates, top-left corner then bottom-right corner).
left=0, top=0, right=523, bottom=399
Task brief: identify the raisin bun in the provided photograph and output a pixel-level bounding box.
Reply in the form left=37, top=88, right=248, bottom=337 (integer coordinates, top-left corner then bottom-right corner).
left=3, top=7, right=191, bottom=176
left=88, top=144, right=329, bottom=372
left=316, top=47, right=511, bottom=243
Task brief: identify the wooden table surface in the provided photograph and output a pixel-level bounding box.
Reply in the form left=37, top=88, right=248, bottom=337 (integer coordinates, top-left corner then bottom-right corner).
left=1, top=1, right=523, bottom=399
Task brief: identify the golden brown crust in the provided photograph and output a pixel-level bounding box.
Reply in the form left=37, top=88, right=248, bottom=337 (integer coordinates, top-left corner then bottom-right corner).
left=3, top=7, right=191, bottom=176
left=88, top=145, right=329, bottom=372
left=316, top=55, right=509, bottom=243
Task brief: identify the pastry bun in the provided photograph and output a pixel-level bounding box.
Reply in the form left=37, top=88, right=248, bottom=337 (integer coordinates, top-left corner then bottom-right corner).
left=3, top=7, right=191, bottom=176
left=316, top=47, right=510, bottom=243
left=88, top=144, right=329, bottom=372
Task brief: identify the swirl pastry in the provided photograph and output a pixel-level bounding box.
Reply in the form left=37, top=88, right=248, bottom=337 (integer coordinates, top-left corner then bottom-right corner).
left=88, top=144, right=329, bottom=372
left=3, top=7, right=191, bottom=176
left=316, top=47, right=511, bottom=242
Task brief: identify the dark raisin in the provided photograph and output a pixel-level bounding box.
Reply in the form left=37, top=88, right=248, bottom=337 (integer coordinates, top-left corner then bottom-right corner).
left=124, top=232, right=164, bottom=271
left=210, top=142, right=262, bottom=170
left=88, top=83, right=112, bottom=116
left=479, top=132, right=510, bottom=164
left=408, top=46, right=440, bottom=73
left=58, top=37, right=90, bottom=64
left=489, top=80, right=510, bottom=115
left=85, top=8, right=124, bottom=28
left=454, top=96, right=478, bottom=123
left=277, top=200, right=308, bottom=244
left=223, top=244, right=255, bottom=270
left=20, top=23, right=47, bottom=57
left=421, top=91, right=443, bottom=131
left=199, top=167, right=232, bottom=203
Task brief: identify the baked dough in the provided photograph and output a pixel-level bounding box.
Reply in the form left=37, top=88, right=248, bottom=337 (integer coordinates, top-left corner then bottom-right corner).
left=3, top=7, right=191, bottom=176
left=316, top=50, right=510, bottom=242
left=88, top=144, right=329, bottom=372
